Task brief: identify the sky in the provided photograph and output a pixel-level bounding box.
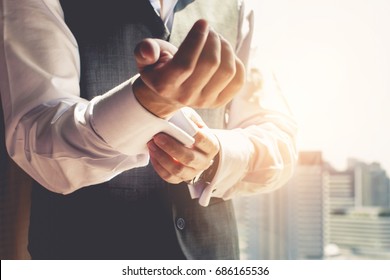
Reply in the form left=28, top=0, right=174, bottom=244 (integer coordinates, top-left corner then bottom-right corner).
left=251, top=0, right=390, bottom=173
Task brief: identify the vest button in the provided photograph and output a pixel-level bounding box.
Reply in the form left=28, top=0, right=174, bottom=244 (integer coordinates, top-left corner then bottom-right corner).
left=176, top=217, right=185, bottom=230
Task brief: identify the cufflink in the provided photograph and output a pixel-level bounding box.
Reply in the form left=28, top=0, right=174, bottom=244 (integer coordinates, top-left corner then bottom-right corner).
left=184, top=171, right=204, bottom=186
left=184, top=158, right=215, bottom=186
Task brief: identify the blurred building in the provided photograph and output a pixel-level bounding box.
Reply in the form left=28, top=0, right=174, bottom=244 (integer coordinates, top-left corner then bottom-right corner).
left=234, top=188, right=289, bottom=259
left=348, top=160, right=390, bottom=208
left=327, top=207, right=390, bottom=258
left=323, top=170, right=355, bottom=213
left=235, top=152, right=390, bottom=260
left=324, top=160, right=390, bottom=258
left=286, top=151, right=324, bottom=259
left=323, top=169, right=355, bottom=249
left=235, top=151, right=324, bottom=260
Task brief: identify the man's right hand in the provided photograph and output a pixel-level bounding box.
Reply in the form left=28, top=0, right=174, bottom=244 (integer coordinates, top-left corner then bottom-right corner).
left=133, top=19, right=245, bottom=118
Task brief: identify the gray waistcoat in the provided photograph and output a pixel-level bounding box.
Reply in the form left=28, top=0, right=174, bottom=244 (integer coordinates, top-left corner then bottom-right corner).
left=28, top=0, right=240, bottom=260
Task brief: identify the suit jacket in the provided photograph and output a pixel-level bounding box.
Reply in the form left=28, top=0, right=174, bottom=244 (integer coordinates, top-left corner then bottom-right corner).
left=28, top=0, right=241, bottom=260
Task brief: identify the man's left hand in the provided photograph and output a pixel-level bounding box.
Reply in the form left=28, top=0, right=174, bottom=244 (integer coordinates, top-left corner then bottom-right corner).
left=147, top=128, right=219, bottom=184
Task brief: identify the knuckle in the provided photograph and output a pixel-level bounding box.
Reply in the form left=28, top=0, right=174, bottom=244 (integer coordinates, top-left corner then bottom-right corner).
left=182, top=152, right=196, bottom=165
left=173, top=164, right=185, bottom=176
left=203, top=53, right=220, bottom=69
left=177, top=94, right=192, bottom=105
left=193, top=96, right=210, bottom=108
left=235, top=60, right=246, bottom=85
left=224, top=58, right=237, bottom=76
left=159, top=171, right=171, bottom=181
left=220, top=61, right=236, bottom=81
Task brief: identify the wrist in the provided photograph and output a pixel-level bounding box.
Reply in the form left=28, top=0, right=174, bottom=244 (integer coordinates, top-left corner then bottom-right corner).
left=187, top=152, right=220, bottom=186
left=132, top=76, right=181, bottom=118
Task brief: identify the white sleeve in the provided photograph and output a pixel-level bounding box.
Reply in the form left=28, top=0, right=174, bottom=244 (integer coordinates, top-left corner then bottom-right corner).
left=196, top=0, right=298, bottom=206
left=0, top=0, right=189, bottom=194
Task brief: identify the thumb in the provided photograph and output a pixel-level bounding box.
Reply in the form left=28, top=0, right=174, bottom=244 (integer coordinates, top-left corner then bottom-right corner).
left=182, top=107, right=208, bottom=129
left=134, top=39, right=160, bottom=71
left=134, top=38, right=178, bottom=71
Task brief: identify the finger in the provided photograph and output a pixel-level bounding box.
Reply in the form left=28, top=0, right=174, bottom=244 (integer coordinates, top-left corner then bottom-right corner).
left=215, top=57, right=245, bottom=106
left=134, top=38, right=177, bottom=71
left=149, top=154, right=183, bottom=184
left=134, top=39, right=160, bottom=70
left=199, top=35, right=237, bottom=105
left=178, top=28, right=221, bottom=105
left=153, top=133, right=210, bottom=170
left=182, top=107, right=207, bottom=128
left=168, top=19, right=210, bottom=82
left=148, top=140, right=198, bottom=180
left=193, top=129, right=220, bottom=156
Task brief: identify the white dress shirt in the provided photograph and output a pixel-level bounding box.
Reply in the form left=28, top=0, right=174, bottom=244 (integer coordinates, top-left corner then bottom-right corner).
left=0, top=0, right=297, bottom=206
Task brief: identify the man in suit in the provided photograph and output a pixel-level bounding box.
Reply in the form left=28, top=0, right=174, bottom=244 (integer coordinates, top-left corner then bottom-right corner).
left=0, top=0, right=297, bottom=259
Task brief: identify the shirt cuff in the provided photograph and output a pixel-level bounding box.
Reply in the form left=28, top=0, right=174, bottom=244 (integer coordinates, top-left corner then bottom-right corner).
left=194, top=128, right=254, bottom=207
left=90, top=76, right=196, bottom=155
